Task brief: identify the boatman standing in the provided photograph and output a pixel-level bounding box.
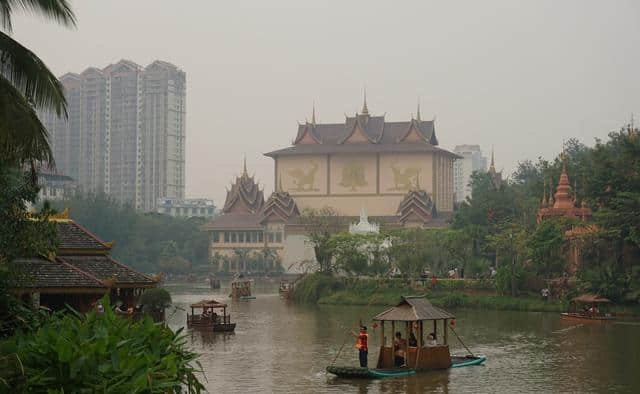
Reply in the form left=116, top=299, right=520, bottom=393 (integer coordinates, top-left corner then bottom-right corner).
left=353, top=326, right=369, bottom=368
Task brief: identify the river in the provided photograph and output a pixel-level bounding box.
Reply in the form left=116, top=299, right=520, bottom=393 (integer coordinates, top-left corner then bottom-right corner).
left=164, top=281, right=640, bottom=393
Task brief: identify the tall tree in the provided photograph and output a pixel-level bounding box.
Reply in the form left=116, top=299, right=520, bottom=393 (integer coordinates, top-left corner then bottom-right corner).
left=0, top=0, right=76, bottom=167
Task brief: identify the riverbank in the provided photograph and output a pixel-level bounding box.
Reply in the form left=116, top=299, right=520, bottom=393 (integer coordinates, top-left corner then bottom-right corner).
left=293, top=274, right=640, bottom=315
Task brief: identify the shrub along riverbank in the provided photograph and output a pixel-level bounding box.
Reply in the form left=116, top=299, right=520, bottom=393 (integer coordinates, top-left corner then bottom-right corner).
left=293, top=273, right=640, bottom=315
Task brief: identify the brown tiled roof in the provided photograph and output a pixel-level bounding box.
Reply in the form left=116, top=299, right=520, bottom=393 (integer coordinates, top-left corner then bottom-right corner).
left=265, top=114, right=461, bottom=158
left=260, top=191, right=300, bottom=224
left=222, top=173, right=265, bottom=214
left=56, top=221, right=111, bottom=251
left=397, top=189, right=435, bottom=224
left=265, top=142, right=458, bottom=157
left=202, top=213, right=263, bottom=230
left=59, top=255, right=156, bottom=286
left=374, top=296, right=455, bottom=321
left=10, top=258, right=107, bottom=290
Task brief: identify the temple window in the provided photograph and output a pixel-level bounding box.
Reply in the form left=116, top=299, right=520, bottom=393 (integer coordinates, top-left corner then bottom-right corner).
left=258, top=232, right=264, bottom=242
left=239, top=232, right=245, bottom=243
left=276, top=232, right=282, bottom=243
left=231, top=232, right=237, bottom=243
left=212, top=231, right=219, bottom=243
left=224, top=232, right=229, bottom=243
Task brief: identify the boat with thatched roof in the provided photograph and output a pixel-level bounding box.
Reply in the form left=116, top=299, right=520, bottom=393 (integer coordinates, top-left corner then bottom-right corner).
left=561, top=294, right=616, bottom=322
left=186, top=299, right=236, bottom=332
left=326, top=296, right=486, bottom=379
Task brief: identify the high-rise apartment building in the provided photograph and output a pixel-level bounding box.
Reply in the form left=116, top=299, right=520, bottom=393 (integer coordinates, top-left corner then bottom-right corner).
left=453, top=145, right=488, bottom=203
left=39, top=59, right=186, bottom=211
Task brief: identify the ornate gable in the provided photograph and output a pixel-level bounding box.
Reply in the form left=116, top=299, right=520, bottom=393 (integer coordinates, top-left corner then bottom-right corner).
left=260, top=191, right=300, bottom=224
left=397, top=189, right=435, bottom=225
left=294, top=124, right=321, bottom=145
left=222, top=162, right=265, bottom=214
left=343, top=122, right=371, bottom=143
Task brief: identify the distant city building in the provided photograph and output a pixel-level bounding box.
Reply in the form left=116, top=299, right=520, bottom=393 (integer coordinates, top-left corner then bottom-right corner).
left=39, top=59, right=186, bottom=211
left=33, top=170, right=77, bottom=205
left=453, top=145, right=488, bottom=203
left=156, top=198, right=216, bottom=218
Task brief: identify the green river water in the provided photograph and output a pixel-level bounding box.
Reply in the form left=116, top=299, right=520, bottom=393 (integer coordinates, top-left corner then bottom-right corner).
left=165, top=281, right=640, bottom=393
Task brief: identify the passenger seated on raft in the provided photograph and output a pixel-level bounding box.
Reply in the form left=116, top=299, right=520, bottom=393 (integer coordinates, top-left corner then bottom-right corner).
left=393, top=332, right=407, bottom=367
left=426, top=333, right=437, bottom=346
left=409, top=331, right=417, bottom=347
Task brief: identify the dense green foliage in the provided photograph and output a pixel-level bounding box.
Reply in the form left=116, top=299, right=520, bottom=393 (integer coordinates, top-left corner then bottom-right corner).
left=0, top=297, right=204, bottom=393
left=0, top=165, right=58, bottom=339
left=139, top=288, right=172, bottom=312
left=47, top=193, right=209, bottom=274
left=451, top=127, right=640, bottom=301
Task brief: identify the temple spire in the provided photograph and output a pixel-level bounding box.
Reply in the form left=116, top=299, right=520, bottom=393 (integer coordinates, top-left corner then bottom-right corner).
left=361, top=88, right=369, bottom=116
left=489, top=146, right=496, bottom=173
left=416, top=100, right=422, bottom=121
left=243, top=155, right=247, bottom=176
left=311, top=100, right=316, bottom=125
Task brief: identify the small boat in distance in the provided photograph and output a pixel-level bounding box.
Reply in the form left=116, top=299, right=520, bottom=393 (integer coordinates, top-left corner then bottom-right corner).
left=279, top=279, right=293, bottom=299
left=326, top=296, right=486, bottom=379
left=186, top=299, right=236, bottom=332
left=229, top=278, right=255, bottom=300
left=209, top=275, right=221, bottom=289
left=561, top=294, right=616, bottom=322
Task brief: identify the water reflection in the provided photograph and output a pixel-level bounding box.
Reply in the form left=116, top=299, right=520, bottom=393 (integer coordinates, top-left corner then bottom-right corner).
left=164, top=281, right=640, bottom=393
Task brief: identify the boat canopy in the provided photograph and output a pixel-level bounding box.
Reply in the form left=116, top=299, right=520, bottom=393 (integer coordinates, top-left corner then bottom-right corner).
left=571, top=294, right=611, bottom=304
left=190, top=299, right=227, bottom=309
left=373, top=296, right=455, bottom=322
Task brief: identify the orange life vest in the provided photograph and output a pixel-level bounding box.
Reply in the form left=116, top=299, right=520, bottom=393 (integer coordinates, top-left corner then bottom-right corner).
left=355, top=333, right=368, bottom=350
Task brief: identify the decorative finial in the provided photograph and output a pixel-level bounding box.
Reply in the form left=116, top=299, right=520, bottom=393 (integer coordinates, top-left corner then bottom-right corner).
left=361, top=88, right=369, bottom=115
left=416, top=99, right=421, bottom=121
left=489, top=146, right=496, bottom=172
left=416, top=170, right=421, bottom=190
left=243, top=155, right=247, bottom=176
left=312, top=100, right=316, bottom=125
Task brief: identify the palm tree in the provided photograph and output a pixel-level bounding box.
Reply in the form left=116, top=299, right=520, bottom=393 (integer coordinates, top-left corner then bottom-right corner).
left=0, top=0, right=76, bottom=168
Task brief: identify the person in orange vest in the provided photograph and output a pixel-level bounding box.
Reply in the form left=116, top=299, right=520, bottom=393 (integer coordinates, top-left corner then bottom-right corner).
left=352, top=326, right=369, bottom=368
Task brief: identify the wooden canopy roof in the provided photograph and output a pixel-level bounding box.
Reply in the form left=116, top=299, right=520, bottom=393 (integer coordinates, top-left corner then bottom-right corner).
left=373, top=296, right=455, bottom=322
left=571, top=294, right=611, bottom=304
left=190, top=299, right=227, bottom=309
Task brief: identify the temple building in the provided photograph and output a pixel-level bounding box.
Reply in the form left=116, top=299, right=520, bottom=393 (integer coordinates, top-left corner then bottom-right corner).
left=537, top=163, right=591, bottom=223
left=264, top=99, right=459, bottom=218
left=204, top=100, right=460, bottom=273
left=202, top=161, right=299, bottom=272
left=536, top=162, right=594, bottom=275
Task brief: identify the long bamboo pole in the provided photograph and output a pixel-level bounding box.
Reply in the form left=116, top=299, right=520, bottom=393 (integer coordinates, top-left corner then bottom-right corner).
left=448, top=325, right=475, bottom=357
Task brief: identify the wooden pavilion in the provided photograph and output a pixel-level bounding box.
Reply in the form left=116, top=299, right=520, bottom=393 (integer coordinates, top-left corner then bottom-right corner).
left=9, top=210, right=157, bottom=312
left=373, top=296, right=455, bottom=370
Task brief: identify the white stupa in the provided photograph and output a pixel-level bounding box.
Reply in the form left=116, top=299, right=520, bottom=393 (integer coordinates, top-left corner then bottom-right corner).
left=349, top=206, right=380, bottom=234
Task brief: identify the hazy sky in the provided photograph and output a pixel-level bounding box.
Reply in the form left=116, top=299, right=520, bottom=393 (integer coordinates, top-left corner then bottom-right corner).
left=13, top=0, right=640, bottom=205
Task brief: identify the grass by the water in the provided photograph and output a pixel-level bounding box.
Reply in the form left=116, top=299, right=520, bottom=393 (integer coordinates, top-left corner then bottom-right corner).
left=293, top=273, right=640, bottom=315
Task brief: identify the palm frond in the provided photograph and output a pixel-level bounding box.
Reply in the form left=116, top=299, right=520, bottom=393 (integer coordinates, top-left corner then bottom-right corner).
left=0, top=74, right=54, bottom=167
left=0, top=0, right=76, bottom=31
left=0, top=31, right=67, bottom=116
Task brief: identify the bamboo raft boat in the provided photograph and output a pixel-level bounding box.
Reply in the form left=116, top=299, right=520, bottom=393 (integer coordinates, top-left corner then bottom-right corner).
left=326, top=296, right=486, bottom=379
left=186, top=299, right=236, bottom=332
left=560, top=294, right=616, bottom=323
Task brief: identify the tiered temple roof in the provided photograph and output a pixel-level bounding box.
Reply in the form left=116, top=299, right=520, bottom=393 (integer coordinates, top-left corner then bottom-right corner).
left=10, top=211, right=156, bottom=295
left=265, top=100, right=458, bottom=158
left=221, top=159, right=265, bottom=214
left=260, top=183, right=300, bottom=224
left=537, top=164, right=592, bottom=223
left=397, top=188, right=436, bottom=226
